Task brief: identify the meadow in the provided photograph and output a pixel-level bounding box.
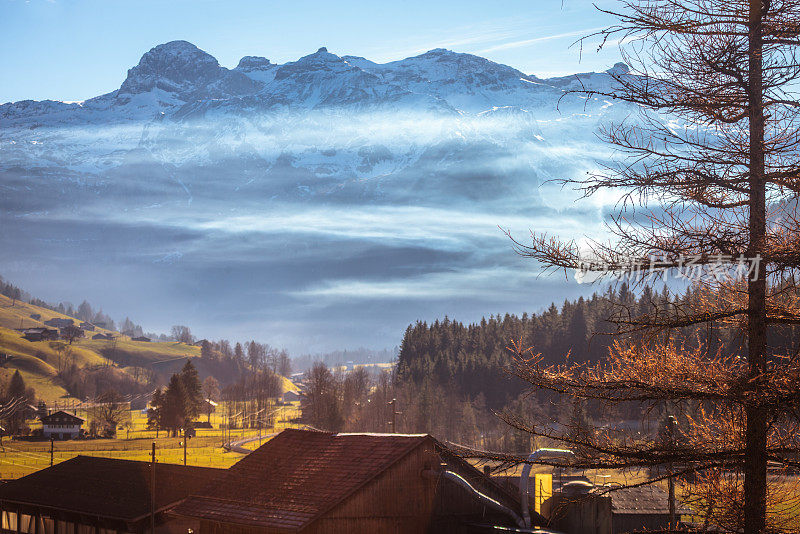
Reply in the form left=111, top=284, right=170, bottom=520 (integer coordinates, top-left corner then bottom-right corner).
left=0, top=401, right=302, bottom=479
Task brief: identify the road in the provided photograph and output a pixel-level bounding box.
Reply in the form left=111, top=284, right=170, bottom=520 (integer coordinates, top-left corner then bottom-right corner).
left=223, top=433, right=278, bottom=454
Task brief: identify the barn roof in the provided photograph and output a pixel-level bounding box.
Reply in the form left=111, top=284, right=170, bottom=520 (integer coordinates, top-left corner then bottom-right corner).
left=173, top=429, right=432, bottom=531
left=0, top=456, right=224, bottom=522
left=39, top=410, right=84, bottom=424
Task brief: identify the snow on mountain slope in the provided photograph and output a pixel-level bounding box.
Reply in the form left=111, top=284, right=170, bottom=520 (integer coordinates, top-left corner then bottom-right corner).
left=0, top=41, right=631, bottom=205
left=344, top=48, right=563, bottom=112
left=544, top=62, right=630, bottom=93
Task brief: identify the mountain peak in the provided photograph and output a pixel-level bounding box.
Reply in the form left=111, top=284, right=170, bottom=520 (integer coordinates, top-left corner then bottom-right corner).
left=118, top=40, right=221, bottom=97
left=317, top=47, right=328, bottom=53
left=607, top=62, right=630, bottom=75
left=236, top=56, right=272, bottom=72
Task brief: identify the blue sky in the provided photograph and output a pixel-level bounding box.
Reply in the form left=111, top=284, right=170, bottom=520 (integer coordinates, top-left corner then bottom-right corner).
left=1, top=0, right=622, bottom=103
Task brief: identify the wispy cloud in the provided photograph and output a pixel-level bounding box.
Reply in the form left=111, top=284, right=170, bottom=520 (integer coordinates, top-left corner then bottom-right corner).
left=477, top=27, right=605, bottom=54
left=292, top=267, right=533, bottom=301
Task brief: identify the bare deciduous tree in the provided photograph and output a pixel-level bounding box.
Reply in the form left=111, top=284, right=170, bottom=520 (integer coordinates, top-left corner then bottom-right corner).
left=500, top=1, right=800, bottom=532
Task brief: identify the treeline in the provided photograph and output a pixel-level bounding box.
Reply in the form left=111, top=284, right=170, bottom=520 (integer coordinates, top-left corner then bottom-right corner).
left=293, top=347, right=398, bottom=373
left=198, top=339, right=291, bottom=382
left=394, top=282, right=800, bottom=411
left=301, top=282, right=800, bottom=451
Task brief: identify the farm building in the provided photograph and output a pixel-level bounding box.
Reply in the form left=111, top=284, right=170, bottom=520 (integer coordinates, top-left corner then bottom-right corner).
left=0, top=456, right=224, bottom=534
left=544, top=481, right=692, bottom=534
left=43, top=318, right=73, bottom=328
left=173, top=428, right=534, bottom=534
left=79, top=322, right=95, bottom=331
left=39, top=411, right=83, bottom=440
left=92, top=333, right=114, bottom=340
left=282, top=390, right=300, bottom=403
left=21, top=328, right=58, bottom=342
left=131, top=336, right=151, bottom=342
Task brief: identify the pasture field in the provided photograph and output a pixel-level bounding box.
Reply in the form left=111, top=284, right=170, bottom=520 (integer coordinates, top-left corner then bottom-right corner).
left=0, top=401, right=302, bottom=479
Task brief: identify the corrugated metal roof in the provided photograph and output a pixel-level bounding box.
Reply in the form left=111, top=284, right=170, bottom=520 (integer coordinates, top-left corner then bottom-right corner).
left=609, top=485, right=692, bottom=515
left=173, top=428, right=429, bottom=530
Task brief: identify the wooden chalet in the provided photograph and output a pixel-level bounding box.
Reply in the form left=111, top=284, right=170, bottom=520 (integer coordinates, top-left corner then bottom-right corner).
left=0, top=456, right=224, bottom=534
left=21, top=329, right=58, bottom=342
left=173, top=428, right=539, bottom=534
left=39, top=411, right=83, bottom=440
left=92, top=333, right=114, bottom=341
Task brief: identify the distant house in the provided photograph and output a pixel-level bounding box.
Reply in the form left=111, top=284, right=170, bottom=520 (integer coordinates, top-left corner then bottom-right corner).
left=282, top=390, right=301, bottom=403
left=21, top=328, right=58, bottom=342
left=0, top=456, right=224, bottom=534
left=43, top=318, right=73, bottom=328
left=28, top=314, right=41, bottom=321
left=173, top=428, right=533, bottom=534
left=92, top=332, right=114, bottom=340
left=132, top=336, right=151, bottom=342
left=79, top=322, right=95, bottom=331
left=40, top=410, right=83, bottom=440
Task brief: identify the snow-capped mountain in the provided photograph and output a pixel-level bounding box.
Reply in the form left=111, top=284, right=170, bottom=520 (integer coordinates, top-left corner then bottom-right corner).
left=0, top=40, right=630, bottom=208
left=0, top=40, right=636, bottom=351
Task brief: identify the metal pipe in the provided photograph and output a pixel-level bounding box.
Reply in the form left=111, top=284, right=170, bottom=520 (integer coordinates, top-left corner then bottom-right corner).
left=520, top=448, right=575, bottom=528
left=425, top=469, right=526, bottom=528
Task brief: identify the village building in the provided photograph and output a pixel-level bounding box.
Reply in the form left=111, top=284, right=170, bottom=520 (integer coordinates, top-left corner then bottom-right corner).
left=28, top=314, right=41, bottom=321
left=39, top=411, right=84, bottom=440
left=43, top=318, right=73, bottom=328
left=131, top=336, right=151, bottom=342
left=281, top=390, right=300, bottom=403
left=0, top=456, right=224, bottom=534
left=21, top=328, right=58, bottom=342
left=173, top=428, right=534, bottom=534
left=92, top=333, right=114, bottom=340
left=79, top=322, right=95, bottom=331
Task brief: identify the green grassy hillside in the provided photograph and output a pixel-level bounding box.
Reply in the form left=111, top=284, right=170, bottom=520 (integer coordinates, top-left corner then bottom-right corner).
left=0, top=295, right=199, bottom=402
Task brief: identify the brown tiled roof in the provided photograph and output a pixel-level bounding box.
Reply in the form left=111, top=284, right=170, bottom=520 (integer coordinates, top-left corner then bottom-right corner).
left=0, top=456, right=224, bottom=521
left=609, top=485, right=692, bottom=515
left=173, top=429, right=429, bottom=531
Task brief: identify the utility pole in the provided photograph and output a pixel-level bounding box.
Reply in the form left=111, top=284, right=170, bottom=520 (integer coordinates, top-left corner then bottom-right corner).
left=388, top=398, right=400, bottom=433
left=667, top=415, right=677, bottom=529
left=49, top=437, right=54, bottom=466
left=150, top=442, right=156, bottom=534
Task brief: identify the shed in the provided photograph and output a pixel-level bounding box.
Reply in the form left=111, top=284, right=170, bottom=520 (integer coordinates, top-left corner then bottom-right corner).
left=173, top=428, right=535, bottom=534
left=611, top=485, right=692, bottom=533
left=0, top=456, right=224, bottom=534
left=132, top=336, right=151, bottom=342
left=545, top=482, right=692, bottom=534
left=22, top=328, right=59, bottom=342
left=39, top=411, right=83, bottom=440
left=92, top=333, right=114, bottom=340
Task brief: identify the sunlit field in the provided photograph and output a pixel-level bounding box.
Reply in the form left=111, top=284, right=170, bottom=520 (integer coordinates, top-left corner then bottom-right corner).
left=0, top=401, right=301, bottom=479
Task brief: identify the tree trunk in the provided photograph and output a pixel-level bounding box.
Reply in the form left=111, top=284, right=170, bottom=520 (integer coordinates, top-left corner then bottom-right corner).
left=745, top=1, right=768, bottom=533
